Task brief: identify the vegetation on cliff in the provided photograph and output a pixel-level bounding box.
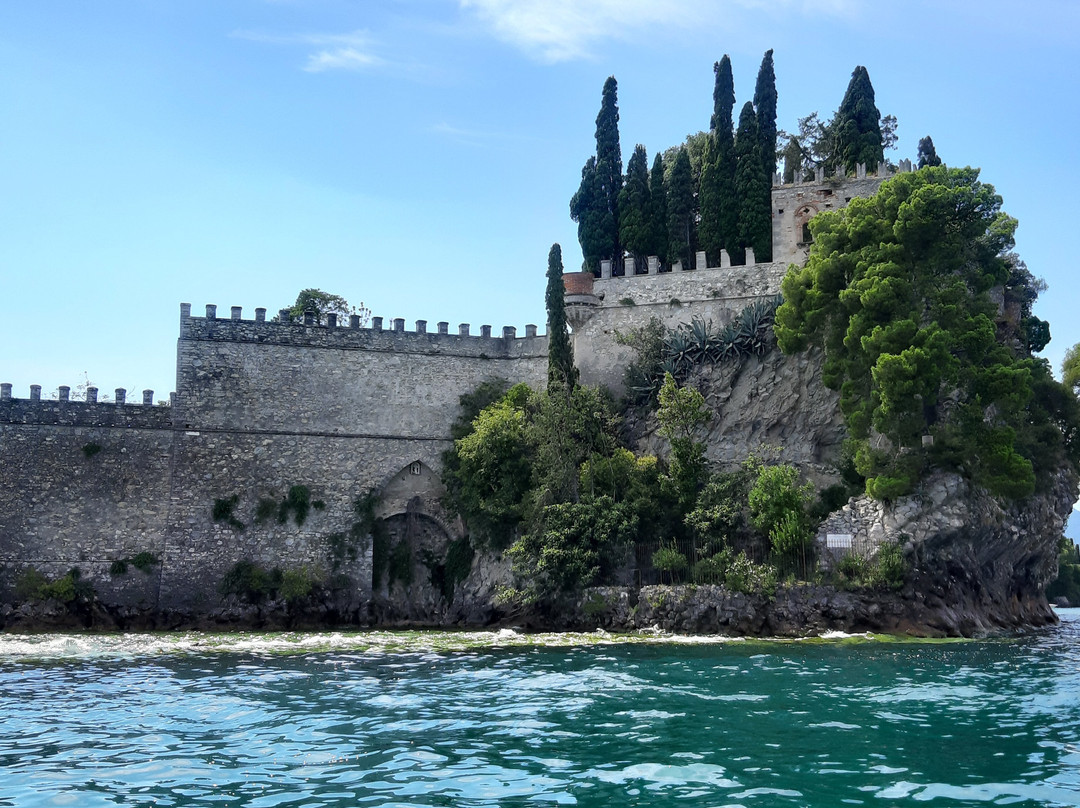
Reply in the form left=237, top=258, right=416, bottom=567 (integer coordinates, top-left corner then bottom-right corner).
left=775, top=165, right=1078, bottom=500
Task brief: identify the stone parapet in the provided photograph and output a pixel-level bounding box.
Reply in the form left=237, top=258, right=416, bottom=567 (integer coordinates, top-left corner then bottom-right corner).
left=180, top=305, right=547, bottom=360
left=0, top=398, right=174, bottom=429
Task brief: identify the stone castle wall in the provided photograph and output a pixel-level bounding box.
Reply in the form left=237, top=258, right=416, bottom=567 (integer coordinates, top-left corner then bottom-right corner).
left=0, top=307, right=548, bottom=619
left=0, top=166, right=903, bottom=623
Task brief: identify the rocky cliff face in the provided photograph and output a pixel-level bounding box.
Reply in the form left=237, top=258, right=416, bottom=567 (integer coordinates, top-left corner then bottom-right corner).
left=631, top=347, right=845, bottom=486
left=698, top=348, right=845, bottom=475
left=817, top=468, right=1077, bottom=635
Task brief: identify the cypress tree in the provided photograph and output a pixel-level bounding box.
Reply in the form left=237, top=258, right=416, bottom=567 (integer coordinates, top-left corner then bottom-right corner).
left=917, top=135, right=942, bottom=168
left=618, top=144, right=652, bottom=274
left=667, top=147, right=695, bottom=270
left=735, top=101, right=771, bottom=264
left=753, top=49, right=778, bottom=183
left=569, top=157, right=612, bottom=274
left=546, top=243, right=577, bottom=392
left=595, top=76, right=624, bottom=271
left=832, top=66, right=884, bottom=174
left=782, top=136, right=803, bottom=184
left=649, top=152, right=669, bottom=265
left=700, top=56, right=738, bottom=264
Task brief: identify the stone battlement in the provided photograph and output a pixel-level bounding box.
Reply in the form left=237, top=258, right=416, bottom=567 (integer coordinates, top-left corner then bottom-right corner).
left=181, top=303, right=545, bottom=359
left=0, top=383, right=168, bottom=408
left=773, top=158, right=913, bottom=187
left=0, top=396, right=173, bottom=429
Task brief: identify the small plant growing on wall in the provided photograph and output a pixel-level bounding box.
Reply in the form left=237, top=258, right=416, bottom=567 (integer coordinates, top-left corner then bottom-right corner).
left=278, top=485, right=312, bottom=526
left=109, top=551, right=160, bottom=576
left=15, top=567, right=95, bottom=604
left=131, top=552, right=159, bottom=573
left=212, top=495, right=245, bottom=531
left=81, top=442, right=102, bottom=459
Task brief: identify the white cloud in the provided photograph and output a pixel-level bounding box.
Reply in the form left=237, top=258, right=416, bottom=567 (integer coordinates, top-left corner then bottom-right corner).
left=304, top=46, right=384, bottom=73
left=232, top=29, right=386, bottom=73
left=459, top=0, right=861, bottom=62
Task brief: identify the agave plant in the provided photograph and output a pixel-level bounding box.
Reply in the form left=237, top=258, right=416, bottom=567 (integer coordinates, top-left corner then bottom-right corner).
left=664, top=330, right=695, bottom=375
left=645, top=295, right=785, bottom=397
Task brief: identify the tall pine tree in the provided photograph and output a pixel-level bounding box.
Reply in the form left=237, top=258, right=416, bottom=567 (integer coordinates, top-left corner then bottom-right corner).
left=666, top=147, right=695, bottom=270
left=569, top=157, right=612, bottom=274
left=735, top=102, right=771, bottom=264
left=618, top=144, right=652, bottom=274
left=546, top=243, right=577, bottom=392
left=699, top=56, right=739, bottom=265
left=832, top=66, right=884, bottom=174
left=648, top=152, right=669, bottom=265
left=595, top=76, right=624, bottom=271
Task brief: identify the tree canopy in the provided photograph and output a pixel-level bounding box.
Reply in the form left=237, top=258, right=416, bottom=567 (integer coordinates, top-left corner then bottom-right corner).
left=286, top=289, right=368, bottom=325
left=917, top=135, right=942, bottom=168
left=832, top=66, right=885, bottom=173
left=570, top=157, right=612, bottom=273
left=776, top=166, right=1072, bottom=500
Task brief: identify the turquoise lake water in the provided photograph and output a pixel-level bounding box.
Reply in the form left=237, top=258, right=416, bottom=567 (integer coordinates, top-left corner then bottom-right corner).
left=2, top=612, right=1079, bottom=807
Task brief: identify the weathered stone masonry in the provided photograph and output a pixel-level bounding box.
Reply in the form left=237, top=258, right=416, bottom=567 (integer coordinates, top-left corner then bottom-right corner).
left=0, top=307, right=548, bottom=615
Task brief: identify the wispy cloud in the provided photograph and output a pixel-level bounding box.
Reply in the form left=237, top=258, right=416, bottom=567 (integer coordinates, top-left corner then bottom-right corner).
left=232, top=29, right=386, bottom=73
left=432, top=122, right=536, bottom=147
left=458, top=0, right=861, bottom=63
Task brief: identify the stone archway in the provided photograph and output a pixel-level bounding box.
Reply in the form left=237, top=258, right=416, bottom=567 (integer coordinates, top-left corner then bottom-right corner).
left=370, top=460, right=466, bottom=622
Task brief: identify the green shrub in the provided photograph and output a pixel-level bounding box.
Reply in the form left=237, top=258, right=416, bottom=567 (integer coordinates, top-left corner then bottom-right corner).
left=724, top=552, right=777, bottom=596
left=81, top=442, right=102, bottom=459
left=109, top=559, right=128, bottom=576
left=212, top=495, right=245, bottom=531
left=749, top=463, right=813, bottom=538
left=255, top=498, right=278, bottom=524
left=582, top=591, right=610, bottom=616
left=219, top=560, right=280, bottom=604
left=870, top=542, right=907, bottom=590
left=691, top=552, right=728, bottom=584
left=16, top=568, right=95, bottom=604
left=810, top=483, right=852, bottom=522
left=15, top=568, right=49, bottom=601
left=279, top=568, right=317, bottom=604
left=835, top=552, right=867, bottom=582
left=686, top=470, right=751, bottom=550
left=769, top=511, right=812, bottom=559
left=278, top=485, right=312, bottom=526
left=652, top=543, right=688, bottom=583
left=509, top=496, right=637, bottom=596
left=131, top=552, right=159, bottom=573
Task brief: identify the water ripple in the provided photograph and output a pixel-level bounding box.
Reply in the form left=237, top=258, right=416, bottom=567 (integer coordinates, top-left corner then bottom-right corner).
left=1, top=612, right=1079, bottom=806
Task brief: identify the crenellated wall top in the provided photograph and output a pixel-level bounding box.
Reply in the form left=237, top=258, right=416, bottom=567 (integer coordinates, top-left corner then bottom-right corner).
left=180, top=304, right=547, bottom=359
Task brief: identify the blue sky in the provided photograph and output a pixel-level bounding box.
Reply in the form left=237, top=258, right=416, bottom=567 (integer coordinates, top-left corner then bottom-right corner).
left=2, top=1, right=1079, bottom=524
